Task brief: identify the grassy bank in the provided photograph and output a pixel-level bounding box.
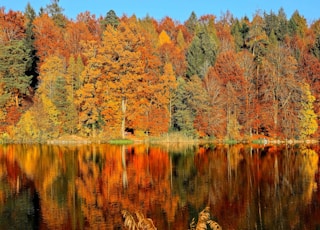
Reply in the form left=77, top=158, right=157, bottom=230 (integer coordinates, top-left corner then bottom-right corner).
left=107, top=139, right=134, bottom=145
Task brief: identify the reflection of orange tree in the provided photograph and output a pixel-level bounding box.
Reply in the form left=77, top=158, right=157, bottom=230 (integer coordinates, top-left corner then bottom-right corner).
left=123, top=145, right=179, bottom=228
left=257, top=145, right=319, bottom=229
left=76, top=144, right=114, bottom=229
left=76, top=144, right=179, bottom=229
left=12, top=144, right=81, bottom=229
left=0, top=153, right=6, bottom=203
left=0, top=144, right=180, bottom=229
left=0, top=144, right=318, bottom=229
left=193, top=144, right=319, bottom=229
left=0, top=145, right=47, bottom=229
left=305, top=145, right=320, bottom=228
left=14, top=145, right=61, bottom=228
left=0, top=145, right=21, bottom=204
left=193, top=144, right=247, bottom=229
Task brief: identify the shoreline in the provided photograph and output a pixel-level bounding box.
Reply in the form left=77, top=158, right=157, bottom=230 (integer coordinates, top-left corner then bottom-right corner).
left=1, top=134, right=319, bottom=145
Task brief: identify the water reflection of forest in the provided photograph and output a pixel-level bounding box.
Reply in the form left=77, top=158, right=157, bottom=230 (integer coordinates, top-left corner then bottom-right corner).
left=0, top=144, right=319, bottom=229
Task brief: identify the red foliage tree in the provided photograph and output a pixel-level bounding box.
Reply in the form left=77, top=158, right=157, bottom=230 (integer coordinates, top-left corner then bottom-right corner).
left=0, top=8, right=25, bottom=42
left=33, top=14, right=65, bottom=65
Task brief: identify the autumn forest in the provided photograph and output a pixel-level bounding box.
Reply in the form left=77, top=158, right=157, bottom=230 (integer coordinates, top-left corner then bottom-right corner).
left=0, top=1, right=320, bottom=142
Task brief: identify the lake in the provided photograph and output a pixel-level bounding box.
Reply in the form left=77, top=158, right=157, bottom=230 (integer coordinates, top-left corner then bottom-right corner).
left=0, top=143, right=319, bottom=229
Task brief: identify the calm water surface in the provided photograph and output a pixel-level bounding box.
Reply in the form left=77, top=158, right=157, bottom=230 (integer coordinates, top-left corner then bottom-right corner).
left=0, top=143, right=319, bottom=229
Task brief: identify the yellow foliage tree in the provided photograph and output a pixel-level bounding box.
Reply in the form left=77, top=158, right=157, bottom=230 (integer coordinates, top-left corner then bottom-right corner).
left=159, top=62, right=177, bottom=129
left=158, top=30, right=172, bottom=47
left=15, top=110, right=37, bottom=141
left=299, top=83, right=318, bottom=139
left=38, top=55, right=66, bottom=100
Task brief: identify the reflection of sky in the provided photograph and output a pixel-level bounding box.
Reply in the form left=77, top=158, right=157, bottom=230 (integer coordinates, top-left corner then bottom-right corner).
left=1, top=0, right=319, bottom=23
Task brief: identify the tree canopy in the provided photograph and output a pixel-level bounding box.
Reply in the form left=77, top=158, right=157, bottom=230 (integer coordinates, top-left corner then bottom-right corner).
left=0, top=4, right=319, bottom=141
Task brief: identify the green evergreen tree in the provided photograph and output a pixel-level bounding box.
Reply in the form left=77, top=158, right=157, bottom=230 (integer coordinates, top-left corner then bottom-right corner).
left=65, top=56, right=84, bottom=134
left=0, top=82, right=10, bottom=121
left=100, top=10, right=119, bottom=30
left=232, top=20, right=243, bottom=51
left=268, top=29, right=278, bottom=46
left=52, top=76, right=68, bottom=113
left=44, top=0, right=66, bottom=28
left=24, top=3, right=38, bottom=86
left=66, top=56, right=84, bottom=99
left=185, top=11, right=198, bottom=35
left=186, top=26, right=218, bottom=78
left=172, top=77, right=196, bottom=136
left=171, top=76, right=209, bottom=137
left=247, top=14, right=269, bottom=64
left=231, top=18, right=249, bottom=51
left=53, top=76, right=78, bottom=134
left=0, top=40, right=32, bottom=107
left=311, top=34, right=320, bottom=60
left=277, top=8, right=289, bottom=40
left=288, top=10, right=307, bottom=37
left=186, top=36, right=202, bottom=77
left=264, top=8, right=288, bottom=42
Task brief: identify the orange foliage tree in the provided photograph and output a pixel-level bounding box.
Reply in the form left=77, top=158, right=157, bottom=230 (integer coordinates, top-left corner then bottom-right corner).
left=98, top=19, right=146, bottom=138
left=75, top=40, right=104, bottom=136
left=213, top=50, right=246, bottom=139
left=64, top=20, right=95, bottom=58
left=260, top=44, right=301, bottom=138
left=33, top=14, right=65, bottom=66
left=0, top=8, right=25, bottom=42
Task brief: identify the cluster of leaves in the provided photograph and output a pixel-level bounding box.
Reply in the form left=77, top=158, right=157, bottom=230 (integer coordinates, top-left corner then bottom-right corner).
left=0, top=1, right=319, bottom=142
left=122, top=210, right=157, bottom=230
left=121, top=206, right=222, bottom=230
left=189, top=207, right=222, bottom=230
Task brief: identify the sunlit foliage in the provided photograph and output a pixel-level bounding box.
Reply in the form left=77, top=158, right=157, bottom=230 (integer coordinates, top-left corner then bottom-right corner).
left=0, top=4, right=319, bottom=141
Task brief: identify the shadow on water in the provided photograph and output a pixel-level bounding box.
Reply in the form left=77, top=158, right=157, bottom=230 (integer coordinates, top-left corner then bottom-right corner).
left=0, top=143, right=319, bottom=229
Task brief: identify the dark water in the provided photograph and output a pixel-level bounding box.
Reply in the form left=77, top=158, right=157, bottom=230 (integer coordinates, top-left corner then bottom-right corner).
left=0, top=143, right=319, bottom=229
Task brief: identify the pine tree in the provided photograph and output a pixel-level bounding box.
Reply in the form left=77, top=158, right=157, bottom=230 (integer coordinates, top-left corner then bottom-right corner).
left=231, top=17, right=249, bottom=51
left=100, top=10, right=119, bottom=30
left=263, top=8, right=288, bottom=42
left=44, top=0, right=66, bottom=28
left=172, top=77, right=196, bottom=136
left=24, top=3, right=38, bottom=87
left=185, top=11, right=198, bottom=35
left=53, top=76, right=77, bottom=134
left=186, top=26, right=218, bottom=78
left=288, top=10, right=307, bottom=37
left=0, top=40, right=32, bottom=107
left=311, top=34, right=320, bottom=60
left=66, top=56, right=84, bottom=101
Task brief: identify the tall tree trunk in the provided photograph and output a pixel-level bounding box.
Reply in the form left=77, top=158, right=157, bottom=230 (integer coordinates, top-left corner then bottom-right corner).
left=273, top=100, right=278, bottom=136
left=169, top=95, right=172, bottom=129
left=15, top=94, right=19, bottom=107
left=121, top=96, right=127, bottom=139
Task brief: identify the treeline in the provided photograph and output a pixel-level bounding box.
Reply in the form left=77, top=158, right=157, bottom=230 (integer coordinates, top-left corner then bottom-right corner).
left=0, top=1, right=319, bottom=142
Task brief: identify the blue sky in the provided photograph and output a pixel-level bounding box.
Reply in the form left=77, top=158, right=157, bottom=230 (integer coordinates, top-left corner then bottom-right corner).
left=1, top=0, right=319, bottom=23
